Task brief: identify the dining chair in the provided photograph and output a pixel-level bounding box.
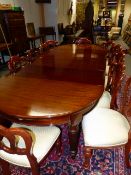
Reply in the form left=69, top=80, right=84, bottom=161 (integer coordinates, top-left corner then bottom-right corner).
left=105, top=43, right=124, bottom=76
left=101, top=40, right=115, bottom=57
left=39, top=26, right=56, bottom=40
left=82, top=76, right=131, bottom=169
left=97, top=59, right=126, bottom=109
left=8, top=56, right=22, bottom=74
left=104, top=43, right=125, bottom=86
left=45, top=40, right=59, bottom=48
left=108, top=27, right=121, bottom=40
left=0, top=123, right=61, bottom=175
left=107, top=44, right=123, bottom=66
left=25, top=48, right=38, bottom=63
left=39, top=42, right=49, bottom=53
left=75, top=37, right=92, bottom=45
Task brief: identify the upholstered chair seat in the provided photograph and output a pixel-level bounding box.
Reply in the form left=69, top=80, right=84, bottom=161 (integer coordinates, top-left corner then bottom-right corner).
left=0, top=123, right=61, bottom=168
left=104, top=75, right=108, bottom=89
left=82, top=108, right=130, bottom=147
left=96, top=91, right=111, bottom=108
left=108, top=27, right=121, bottom=39
left=105, top=65, right=110, bottom=75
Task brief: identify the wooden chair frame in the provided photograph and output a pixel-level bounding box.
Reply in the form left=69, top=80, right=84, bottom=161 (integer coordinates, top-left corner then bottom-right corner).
left=0, top=125, right=61, bottom=175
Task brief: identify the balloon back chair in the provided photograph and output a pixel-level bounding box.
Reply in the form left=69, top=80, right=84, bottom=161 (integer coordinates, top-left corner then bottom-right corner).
left=8, top=56, right=22, bottom=74
left=0, top=123, right=61, bottom=175
left=82, top=76, right=131, bottom=169
left=25, top=48, right=39, bottom=63
left=45, top=40, right=59, bottom=48
left=75, top=37, right=92, bottom=45
left=97, top=57, right=126, bottom=109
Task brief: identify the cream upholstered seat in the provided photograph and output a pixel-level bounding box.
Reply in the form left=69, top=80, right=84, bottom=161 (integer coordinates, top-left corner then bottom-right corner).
left=0, top=123, right=61, bottom=175
left=82, top=77, right=131, bottom=169
left=105, top=65, right=109, bottom=75
left=104, top=75, right=108, bottom=89
left=108, top=27, right=121, bottom=40
left=96, top=91, right=111, bottom=108
left=82, top=108, right=130, bottom=147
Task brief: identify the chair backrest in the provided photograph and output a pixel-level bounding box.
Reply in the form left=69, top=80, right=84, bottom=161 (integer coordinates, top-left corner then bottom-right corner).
left=26, top=22, right=36, bottom=36
left=25, top=48, right=38, bottom=63
left=58, top=23, right=64, bottom=34
left=39, top=40, right=58, bottom=53
left=8, top=56, right=22, bottom=74
left=108, top=44, right=123, bottom=65
left=45, top=40, right=58, bottom=48
left=101, top=40, right=114, bottom=49
left=109, top=62, right=126, bottom=109
left=120, top=77, right=131, bottom=117
left=0, top=125, right=39, bottom=174
left=39, top=41, right=49, bottom=53
left=75, top=37, right=92, bottom=44
left=39, top=26, right=56, bottom=40
left=106, top=59, right=126, bottom=107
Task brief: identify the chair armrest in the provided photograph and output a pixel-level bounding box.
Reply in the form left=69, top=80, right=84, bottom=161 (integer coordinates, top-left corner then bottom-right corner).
left=0, top=125, right=33, bottom=155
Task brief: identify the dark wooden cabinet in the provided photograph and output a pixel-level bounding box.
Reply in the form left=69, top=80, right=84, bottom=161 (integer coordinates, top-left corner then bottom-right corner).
left=0, top=10, right=29, bottom=55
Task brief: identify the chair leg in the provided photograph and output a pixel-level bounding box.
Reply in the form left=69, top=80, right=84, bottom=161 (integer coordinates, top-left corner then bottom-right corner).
left=0, top=158, right=11, bottom=175
left=125, top=133, right=131, bottom=168
left=28, top=155, right=40, bottom=175
left=83, top=146, right=93, bottom=169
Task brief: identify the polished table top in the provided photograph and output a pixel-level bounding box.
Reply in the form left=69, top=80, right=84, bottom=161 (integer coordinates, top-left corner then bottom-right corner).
left=0, top=44, right=106, bottom=124
left=0, top=44, right=106, bottom=157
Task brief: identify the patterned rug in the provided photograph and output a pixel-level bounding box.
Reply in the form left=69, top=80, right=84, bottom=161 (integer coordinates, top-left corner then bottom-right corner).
left=5, top=124, right=130, bottom=175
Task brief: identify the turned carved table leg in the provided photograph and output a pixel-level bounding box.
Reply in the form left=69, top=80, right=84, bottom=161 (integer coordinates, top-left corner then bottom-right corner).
left=69, top=124, right=80, bottom=158
left=83, top=146, right=93, bottom=169
left=69, top=113, right=82, bottom=158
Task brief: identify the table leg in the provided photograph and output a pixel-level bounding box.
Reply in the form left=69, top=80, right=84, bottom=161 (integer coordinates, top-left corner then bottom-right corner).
left=69, top=124, right=80, bottom=158
left=69, top=113, right=82, bottom=158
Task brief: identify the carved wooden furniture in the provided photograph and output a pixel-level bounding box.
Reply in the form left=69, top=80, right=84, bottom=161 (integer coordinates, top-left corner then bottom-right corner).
left=39, top=40, right=58, bottom=53
left=88, top=54, right=126, bottom=112
left=25, top=48, right=39, bottom=63
left=39, top=26, right=56, bottom=40
left=82, top=76, right=131, bottom=169
left=8, top=56, right=22, bottom=74
left=26, top=23, right=44, bottom=49
left=39, top=42, right=49, bottom=53
left=75, top=37, right=92, bottom=45
left=0, top=123, right=61, bottom=175
left=102, top=43, right=126, bottom=108
left=0, top=44, right=107, bottom=158
left=45, top=40, right=58, bottom=48
left=0, top=10, right=29, bottom=54
left=108, top=27, right=121, bottom=40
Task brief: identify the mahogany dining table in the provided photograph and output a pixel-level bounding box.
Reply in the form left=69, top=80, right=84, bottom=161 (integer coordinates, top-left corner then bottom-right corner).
left=0, top=44, right=107, bottom=157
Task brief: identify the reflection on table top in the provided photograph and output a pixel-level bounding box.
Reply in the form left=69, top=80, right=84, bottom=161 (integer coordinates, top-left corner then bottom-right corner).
left=0, top=44, right=106, bottom=125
